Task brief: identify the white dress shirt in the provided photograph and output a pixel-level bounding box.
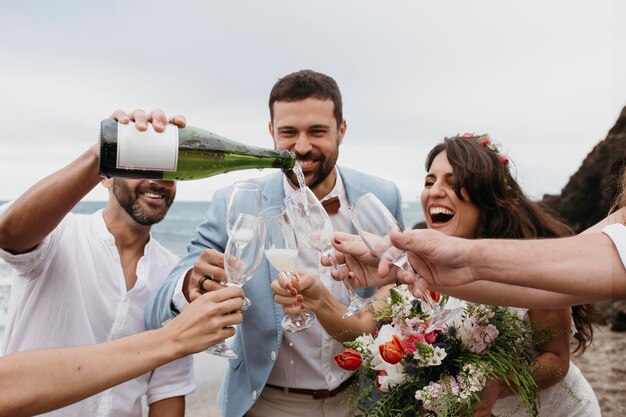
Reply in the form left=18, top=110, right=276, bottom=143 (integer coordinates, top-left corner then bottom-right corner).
left=0, top=207, right=194, bottom=417
left=266, top=170, right=354, bottom=390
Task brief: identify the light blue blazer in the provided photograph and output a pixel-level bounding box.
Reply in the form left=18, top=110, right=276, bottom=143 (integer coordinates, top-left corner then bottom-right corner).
left=145, top=166, right=404, bottom=417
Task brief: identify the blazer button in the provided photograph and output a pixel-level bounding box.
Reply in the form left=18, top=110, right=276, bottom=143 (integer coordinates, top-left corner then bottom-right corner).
left=271, top=351, right=277, bottom=361
left=252, top=390, right=257, bottom=400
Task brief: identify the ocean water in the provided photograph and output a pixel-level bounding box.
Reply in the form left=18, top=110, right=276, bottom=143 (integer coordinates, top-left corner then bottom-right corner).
left=0, top=200, right=423, bottom=341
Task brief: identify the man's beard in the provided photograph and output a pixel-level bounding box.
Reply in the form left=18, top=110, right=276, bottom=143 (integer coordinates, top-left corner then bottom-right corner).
left=283, top=147, right=338, bottom=190
left=112, top=180, right=175, bottom=226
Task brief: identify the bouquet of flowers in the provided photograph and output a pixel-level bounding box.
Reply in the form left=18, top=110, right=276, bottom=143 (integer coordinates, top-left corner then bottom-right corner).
left=334, top=285, right=540, bottom=417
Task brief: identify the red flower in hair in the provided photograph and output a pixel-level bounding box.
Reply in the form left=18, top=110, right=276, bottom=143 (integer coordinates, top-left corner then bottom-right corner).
left=499, top=155, right=509, bottom=165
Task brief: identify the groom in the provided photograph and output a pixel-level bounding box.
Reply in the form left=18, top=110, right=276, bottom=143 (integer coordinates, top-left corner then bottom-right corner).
left=145, top=69, right=404, bottom=417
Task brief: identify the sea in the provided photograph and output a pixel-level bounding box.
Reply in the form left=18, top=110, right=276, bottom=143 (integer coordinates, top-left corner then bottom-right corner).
left=0, top=200, right=423, bottom=345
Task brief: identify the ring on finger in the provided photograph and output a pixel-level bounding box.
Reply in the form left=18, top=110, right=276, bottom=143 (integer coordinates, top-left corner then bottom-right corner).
left=198, top=275, right=213, bottom=292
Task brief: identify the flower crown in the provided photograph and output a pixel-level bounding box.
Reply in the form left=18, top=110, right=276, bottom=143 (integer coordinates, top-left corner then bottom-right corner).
left=458, top=132, right=509, bottom=166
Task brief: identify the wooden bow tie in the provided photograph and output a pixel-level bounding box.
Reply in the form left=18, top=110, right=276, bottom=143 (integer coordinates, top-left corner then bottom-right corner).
left=321, top=196, right=341, bottom=215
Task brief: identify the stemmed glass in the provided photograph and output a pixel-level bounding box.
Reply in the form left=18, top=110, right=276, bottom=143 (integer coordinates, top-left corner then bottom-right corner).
left=284, top=187, right=376, bottom=318
left=226, top=182, right=262, bottom=236
left=348, top=192, right=461, bottom=332
left=261, top=206, right=316, bottom=333
left=206, top=213, right=266, bottom=359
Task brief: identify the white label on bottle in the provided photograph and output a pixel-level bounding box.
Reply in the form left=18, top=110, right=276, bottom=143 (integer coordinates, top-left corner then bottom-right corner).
left=116, top=121, right=179, bottom=171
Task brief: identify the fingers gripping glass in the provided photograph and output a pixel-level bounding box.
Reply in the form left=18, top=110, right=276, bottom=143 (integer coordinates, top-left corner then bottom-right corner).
left=284, top=187, right=376, bottom=318
left=262, top=206, right=316, bottom=333
left=205, top=213, right=266, bottom=359
left=348, top=192, right=461, bottom=333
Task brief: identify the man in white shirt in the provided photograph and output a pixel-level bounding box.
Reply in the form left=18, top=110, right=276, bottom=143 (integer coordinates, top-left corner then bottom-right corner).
left=145, top=70, right=405, bottom=417
left=0, top=110, right=195, bottom=417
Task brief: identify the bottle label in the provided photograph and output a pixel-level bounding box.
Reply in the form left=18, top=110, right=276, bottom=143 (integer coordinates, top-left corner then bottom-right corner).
left=116, top=122, right=179, bottom=171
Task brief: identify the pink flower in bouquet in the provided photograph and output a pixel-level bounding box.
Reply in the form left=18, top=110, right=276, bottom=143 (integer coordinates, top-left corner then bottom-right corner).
left=424, top=329, right=437, bottom=344
left=379, top=335, right=404, bottom=364
left=403, top=334, right=426, bottom=354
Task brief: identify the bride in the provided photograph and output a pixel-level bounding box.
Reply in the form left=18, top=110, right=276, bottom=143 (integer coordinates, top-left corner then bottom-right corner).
left=272, top=134, right=600, bottom=416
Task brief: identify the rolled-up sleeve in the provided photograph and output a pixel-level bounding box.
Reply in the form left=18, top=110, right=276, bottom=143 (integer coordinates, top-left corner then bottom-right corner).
left=146, top=354, right=195, bottom=405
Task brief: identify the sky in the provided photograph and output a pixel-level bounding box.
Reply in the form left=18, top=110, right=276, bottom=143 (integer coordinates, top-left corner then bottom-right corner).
left=1, top=0, right=624, bottom=203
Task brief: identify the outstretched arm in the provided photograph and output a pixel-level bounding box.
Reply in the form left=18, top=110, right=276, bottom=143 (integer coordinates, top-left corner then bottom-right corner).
left=0, top=286, right=243, bottom=417
left=0, top=109, right=183, bottom=254
left=383, top=228, right=626, bottom=305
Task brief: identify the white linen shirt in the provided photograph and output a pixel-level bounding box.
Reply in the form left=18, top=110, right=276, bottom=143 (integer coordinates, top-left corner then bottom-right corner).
left=603, top=223, right=626, bottom=269
left=0, top=207, right=194, bottom=417
left=265, top=170, right=355, bottom=390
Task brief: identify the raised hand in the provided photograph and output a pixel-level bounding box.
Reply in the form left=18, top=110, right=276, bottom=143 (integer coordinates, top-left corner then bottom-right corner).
left=322, top=232, right=397, bottom=288
left=165, top=286, right=244, bottom=355
left=109, top=109, right=186, bottom=131
left=380, top=229, right=478, bottom=291
left=271, top=270, right=324, bottom=315
left=184, top=249, right=228, bottom=303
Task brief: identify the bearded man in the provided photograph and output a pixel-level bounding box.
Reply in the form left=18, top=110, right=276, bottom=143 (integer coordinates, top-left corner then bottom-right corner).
left=145, top=70, right=405, bottom=417
left=0, top=110, right=194, bottom=417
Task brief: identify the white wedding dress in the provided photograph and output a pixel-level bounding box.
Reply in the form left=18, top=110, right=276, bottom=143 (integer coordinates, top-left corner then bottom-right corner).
left=444, top=298, right=601, bottom=417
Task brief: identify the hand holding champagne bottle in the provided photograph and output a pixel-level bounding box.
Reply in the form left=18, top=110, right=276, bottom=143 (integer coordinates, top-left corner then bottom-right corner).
left=99, top=113, right=296, bottom=181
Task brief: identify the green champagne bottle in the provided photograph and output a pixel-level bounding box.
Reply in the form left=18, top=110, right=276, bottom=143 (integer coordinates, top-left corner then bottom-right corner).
left=99, top=118, right=295, bottom=180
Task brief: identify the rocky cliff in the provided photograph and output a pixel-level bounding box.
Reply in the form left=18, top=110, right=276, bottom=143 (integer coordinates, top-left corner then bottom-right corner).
left=541, top=106, right=626, bottom=233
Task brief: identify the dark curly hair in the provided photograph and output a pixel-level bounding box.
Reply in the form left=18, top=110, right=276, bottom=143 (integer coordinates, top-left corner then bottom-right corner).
left=425, top=135, right=597, bottom=353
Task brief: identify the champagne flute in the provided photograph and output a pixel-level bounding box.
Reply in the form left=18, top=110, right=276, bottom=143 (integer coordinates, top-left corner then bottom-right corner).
left=348, top=192, right=461, bottom=332
left=284, top=187, right=376, bottom=318
left=261, top=206, right=316, bottom=333
left=226, top=181, right=262, bottom=236
left=206, top=213, right=266, bottom=359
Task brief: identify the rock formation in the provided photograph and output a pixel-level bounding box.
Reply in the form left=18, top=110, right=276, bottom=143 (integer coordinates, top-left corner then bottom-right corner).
left=541, top=106, right=626, bottom=233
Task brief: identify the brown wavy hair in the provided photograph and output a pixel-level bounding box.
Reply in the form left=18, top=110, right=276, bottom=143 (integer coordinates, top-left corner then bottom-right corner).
left=611, top=168, right=626, bottom=218
left=425, top=135, right=597, bottom=353
left=268, top=69, right=343, bottom=128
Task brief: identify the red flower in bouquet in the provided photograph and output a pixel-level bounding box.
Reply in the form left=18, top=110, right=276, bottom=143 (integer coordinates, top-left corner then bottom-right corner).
left=428, top=290, right=441, bottom=303
left=335, top=348, right=363, bottom=371
left=379, top=334, right=404, bottom=364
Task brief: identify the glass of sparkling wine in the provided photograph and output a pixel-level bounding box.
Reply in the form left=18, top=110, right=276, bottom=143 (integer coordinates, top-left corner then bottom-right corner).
left=206, top=213, right=266, bottom=359
left=262, top=206, right=316, bottom=332
left=348, top=192, right=461, bottom=332
left=284, top=186, right=376, bottom=318
left=226, top=181, right=262, bottom=236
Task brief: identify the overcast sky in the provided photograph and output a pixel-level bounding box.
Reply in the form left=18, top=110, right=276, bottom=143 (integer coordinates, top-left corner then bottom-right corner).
left=1, top=0, right=624, bottom=203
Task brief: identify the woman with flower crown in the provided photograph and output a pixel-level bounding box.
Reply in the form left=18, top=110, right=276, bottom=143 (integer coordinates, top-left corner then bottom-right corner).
left=272, top=134, right=601, bottom=416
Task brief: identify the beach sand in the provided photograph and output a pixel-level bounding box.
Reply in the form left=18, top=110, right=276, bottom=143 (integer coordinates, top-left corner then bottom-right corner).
left=570, top=325, right=626, bottom=417
left=184, top=325, right=625, bottom=417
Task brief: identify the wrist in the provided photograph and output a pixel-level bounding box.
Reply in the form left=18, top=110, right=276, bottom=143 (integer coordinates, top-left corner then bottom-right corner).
left=156, top=324, right=188, bottom=361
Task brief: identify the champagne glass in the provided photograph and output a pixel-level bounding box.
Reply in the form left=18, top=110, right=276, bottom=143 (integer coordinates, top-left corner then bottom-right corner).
left=226, top=182, right=262, bottom=236
left=284, top=187, right=376, bottom=318
left=348, top=192, right=461, bottom=332
left=261, top=206, right=316, bottom=333
left=206, top=213, right=266, bottom=359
